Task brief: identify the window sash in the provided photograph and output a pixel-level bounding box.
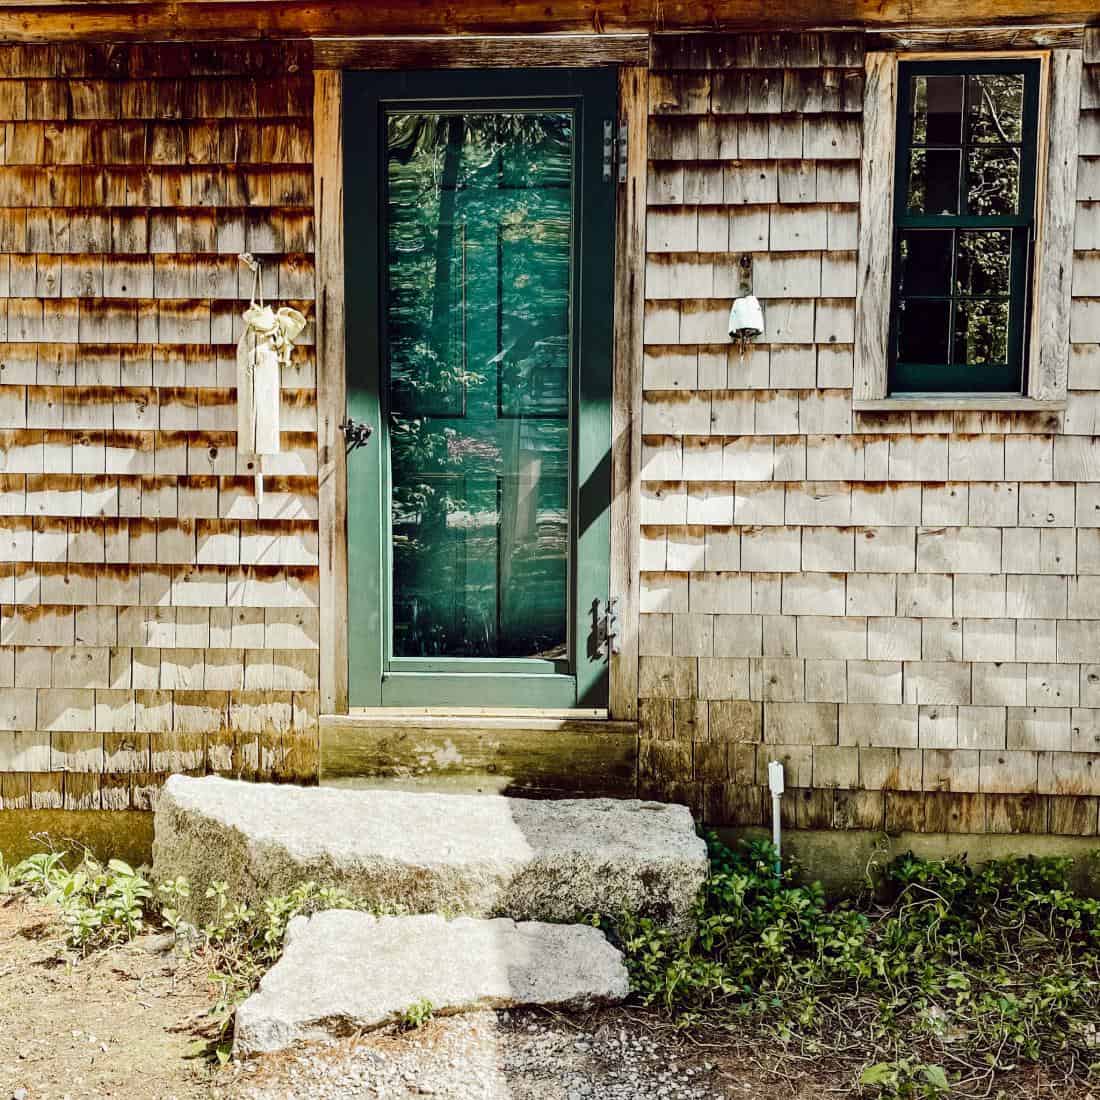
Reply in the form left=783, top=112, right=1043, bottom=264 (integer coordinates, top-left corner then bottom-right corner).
left=887, top=59, right=1041, bottom=394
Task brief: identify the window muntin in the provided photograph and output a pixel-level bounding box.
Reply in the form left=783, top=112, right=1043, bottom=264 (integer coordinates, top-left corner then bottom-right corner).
left=889, top=60, right=1041, bottom=394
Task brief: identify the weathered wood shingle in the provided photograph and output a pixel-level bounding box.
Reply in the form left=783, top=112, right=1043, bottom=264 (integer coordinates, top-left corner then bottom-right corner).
left=0, top=43, right=318, bottom=810
left=639, top=31, right=1100, bottom=836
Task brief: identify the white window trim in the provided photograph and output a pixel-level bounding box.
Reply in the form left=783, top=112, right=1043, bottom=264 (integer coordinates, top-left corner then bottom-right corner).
left=853, top=47, right=1082, bottom=413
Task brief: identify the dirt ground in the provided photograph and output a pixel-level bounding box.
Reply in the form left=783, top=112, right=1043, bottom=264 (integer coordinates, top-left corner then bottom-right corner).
left=0, top=896, right=225, bottom=1100
left=0, top=895, right=1094, bottom=1100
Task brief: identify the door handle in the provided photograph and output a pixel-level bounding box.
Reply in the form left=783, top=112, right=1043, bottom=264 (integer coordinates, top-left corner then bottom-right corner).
left=339, top=418, right=373, bottom=454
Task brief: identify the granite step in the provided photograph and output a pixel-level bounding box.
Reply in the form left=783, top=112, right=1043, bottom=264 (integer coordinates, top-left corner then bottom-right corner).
left=233, top=910, right=630, bottom=1054
left=152, top=775, right=707, bottom=928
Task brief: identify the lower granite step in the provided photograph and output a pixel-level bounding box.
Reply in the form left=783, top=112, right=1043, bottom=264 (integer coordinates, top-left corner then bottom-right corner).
left=233, top=911, right=630, bottom=1054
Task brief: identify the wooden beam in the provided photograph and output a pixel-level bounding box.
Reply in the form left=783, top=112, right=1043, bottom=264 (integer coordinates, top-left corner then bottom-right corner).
left=854, top=395, right=1068, bottom=411
left=609, top=65, right=647, bottom=724
left=320, top=713, right=639, bottom=797
left=868, top=25, right=1084, bottom=50
left=314, top=34, right=650, bottom=69
left=0, top=3, right=1096, bottom=42
left=314, top=67, right=349, bottom=717
left=1083, top=25, right=1100, bottom=61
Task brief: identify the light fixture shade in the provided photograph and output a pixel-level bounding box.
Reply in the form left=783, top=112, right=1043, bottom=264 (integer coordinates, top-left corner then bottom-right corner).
left=728, top=294, right=764, bottom=340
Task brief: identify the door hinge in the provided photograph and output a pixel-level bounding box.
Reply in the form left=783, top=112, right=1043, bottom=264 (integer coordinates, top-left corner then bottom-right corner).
left=595, top=596, right=620, bottom=659
left=604, top=119, right=628, bottom=184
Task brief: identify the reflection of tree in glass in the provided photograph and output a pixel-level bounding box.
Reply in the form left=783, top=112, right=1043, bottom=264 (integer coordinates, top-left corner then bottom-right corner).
left=902, top=71, right=1028, bottom=370
left=385, top=111, right=573, bottom=658
left=968, top=75, right=1023, bottom=143
left=953, top=230, right=1010, bottom=366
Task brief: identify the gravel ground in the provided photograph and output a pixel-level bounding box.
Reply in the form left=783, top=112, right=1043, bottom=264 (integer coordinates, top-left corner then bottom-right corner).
left=234, top=1009, right=737, bottom=1100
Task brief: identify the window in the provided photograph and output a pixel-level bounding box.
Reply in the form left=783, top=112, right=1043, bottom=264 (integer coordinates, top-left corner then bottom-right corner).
left=890, top=60, right=1040, bottom=394
left=853, top=50, right=1081, bottom=412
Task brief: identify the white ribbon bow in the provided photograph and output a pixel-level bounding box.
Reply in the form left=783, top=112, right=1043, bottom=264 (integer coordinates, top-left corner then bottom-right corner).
left=235, top=255, right=307, bottom=503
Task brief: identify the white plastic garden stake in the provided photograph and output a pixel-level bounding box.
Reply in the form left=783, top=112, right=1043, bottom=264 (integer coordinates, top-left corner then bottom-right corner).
left=768, top=759, right=785, bottom=869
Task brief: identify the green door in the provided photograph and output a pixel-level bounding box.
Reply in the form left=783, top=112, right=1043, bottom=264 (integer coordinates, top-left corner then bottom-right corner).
left=343, top=69, right=616, bottom=708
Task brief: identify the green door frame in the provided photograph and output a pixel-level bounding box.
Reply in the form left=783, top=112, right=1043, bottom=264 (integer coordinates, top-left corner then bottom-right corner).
left=343, top=68, right=617, bottom=709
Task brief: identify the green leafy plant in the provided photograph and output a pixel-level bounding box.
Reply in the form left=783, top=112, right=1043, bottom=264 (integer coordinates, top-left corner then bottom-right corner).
left=6, top=851, right=153, bottom=952
left=6, top=848, right=400, bottom=1042
left=158, top=875, right=193, bottom=935
left=860, top=1060, right=949, bottom=1098
left=610, top=834, right=1100, bottom=1094
left=399, top=998, right=435, bottom=1031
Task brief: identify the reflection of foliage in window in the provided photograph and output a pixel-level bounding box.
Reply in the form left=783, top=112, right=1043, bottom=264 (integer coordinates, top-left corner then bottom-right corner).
left=385, top=110, right=574, bottom=659
left=892, top=62, right=1036, bottom=390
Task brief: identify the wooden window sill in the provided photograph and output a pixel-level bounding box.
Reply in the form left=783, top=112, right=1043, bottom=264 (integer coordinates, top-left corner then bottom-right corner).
left=854, top=395, right=1067, bottom=413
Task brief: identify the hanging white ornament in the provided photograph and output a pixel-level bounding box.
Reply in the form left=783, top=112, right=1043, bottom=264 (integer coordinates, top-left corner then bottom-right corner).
left=236, top=253, right=307, bottom=504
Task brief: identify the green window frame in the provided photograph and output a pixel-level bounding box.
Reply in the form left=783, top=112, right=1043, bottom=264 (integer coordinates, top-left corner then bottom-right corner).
left=342, top=69, right=616, bottom=710
left=888, top=59, right=1041, bottom=395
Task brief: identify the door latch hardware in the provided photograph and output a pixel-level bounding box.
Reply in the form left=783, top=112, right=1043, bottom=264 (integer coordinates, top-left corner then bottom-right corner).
left=602, top=119, right=614, bottom=183
left=595, top=596, right=620, bottom=659
left=339, top=418, right=373, bottom=454
left=617, top=121, right=628, bottom=183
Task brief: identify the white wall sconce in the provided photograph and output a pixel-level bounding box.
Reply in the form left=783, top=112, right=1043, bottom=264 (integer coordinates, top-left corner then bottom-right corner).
left=728, top=294, right=765, bottom=349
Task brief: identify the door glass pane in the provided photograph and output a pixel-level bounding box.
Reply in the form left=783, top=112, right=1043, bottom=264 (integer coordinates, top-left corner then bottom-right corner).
left=384, top=110, right=573, bottom=660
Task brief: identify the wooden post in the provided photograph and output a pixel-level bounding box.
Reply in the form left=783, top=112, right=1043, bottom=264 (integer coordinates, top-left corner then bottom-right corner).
left=853, top=50, right=896, bottom=402
left=1030, top=48, right=1081, bottom=402
left=609, top=65, right=648, bottom=722
left=314, top=68, right=349, bottom=716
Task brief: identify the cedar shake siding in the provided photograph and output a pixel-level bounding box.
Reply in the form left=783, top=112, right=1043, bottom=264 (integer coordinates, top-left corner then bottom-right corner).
left=1, top=31, right=1100, bottom=839
left=0, top=43, right=319, bottom=811
left=637, top=31, right=1100, bottom=837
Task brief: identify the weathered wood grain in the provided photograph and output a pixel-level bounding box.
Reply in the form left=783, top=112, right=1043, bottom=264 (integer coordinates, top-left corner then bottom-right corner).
left=0, top=4, right=1091, bottom=42
left=313, top=68, right=346, bottom=718
left=868, top=26, right=1084, bottom=51
left=609, top=66, right=648, bottom=723
left=313, top=34, right=649, bottom=69
left=853, top=50, right=895, bottom=403
left=0, top=42, right=320, bottom=813
left=855, top=396, right=1067, bottom=412
left=320, top=713, right=638, bottom=796
left=1030, top=49, right=1081, bottom=403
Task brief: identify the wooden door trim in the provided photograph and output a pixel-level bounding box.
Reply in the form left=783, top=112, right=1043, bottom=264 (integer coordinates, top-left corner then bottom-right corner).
left=608, top=65, right=648, bottom=722
left=315, top=67, right=349, bottom=715
left=317, top=63, right=648, bottom=720
left=313, top=34, right=651, bottom=70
